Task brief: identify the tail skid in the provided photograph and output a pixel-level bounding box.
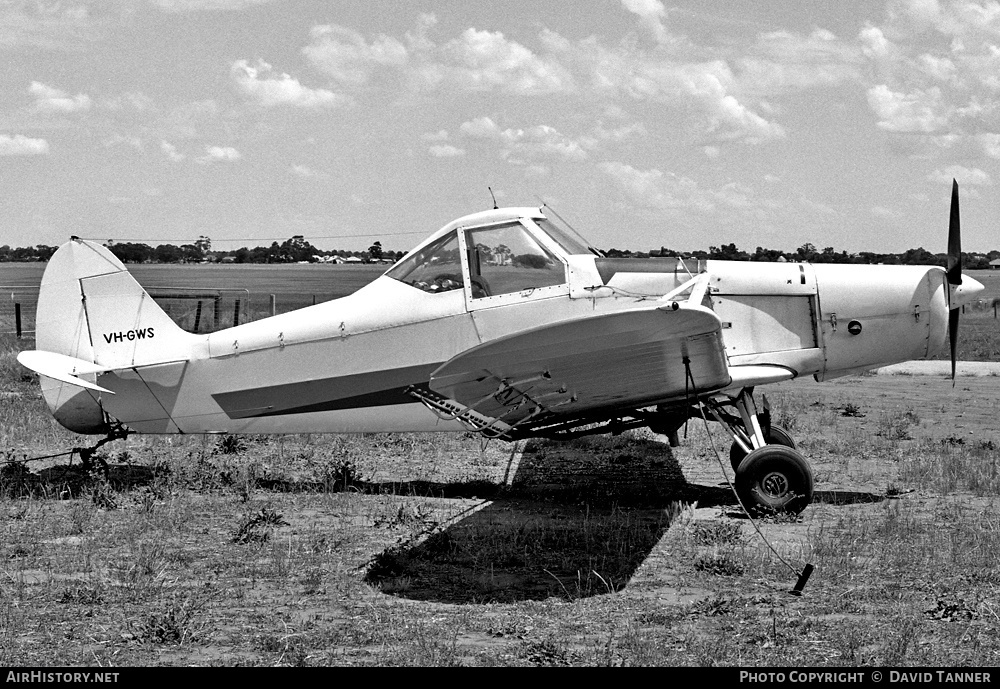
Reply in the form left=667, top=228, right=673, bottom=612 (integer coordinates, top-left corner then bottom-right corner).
left=19, top=238, right=196, bottom=433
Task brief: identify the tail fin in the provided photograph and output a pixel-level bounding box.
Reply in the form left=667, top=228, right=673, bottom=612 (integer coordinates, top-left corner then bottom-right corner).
left=36, top=239, right=194, bottom=368
left=23, top=238, right=195, bottom=433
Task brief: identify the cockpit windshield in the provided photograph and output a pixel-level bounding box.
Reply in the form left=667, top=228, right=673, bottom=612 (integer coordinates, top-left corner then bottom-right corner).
left=533, top=215, right=593, bottom=256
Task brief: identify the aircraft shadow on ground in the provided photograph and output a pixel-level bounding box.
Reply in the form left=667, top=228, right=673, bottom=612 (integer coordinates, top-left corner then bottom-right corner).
left=362, top=436, right=736, bottom=604
left=813, top=489, right=886, bottom=506
left=0, top=462, right=157, bottom=498
left=362, top=437, right=888, bottom=604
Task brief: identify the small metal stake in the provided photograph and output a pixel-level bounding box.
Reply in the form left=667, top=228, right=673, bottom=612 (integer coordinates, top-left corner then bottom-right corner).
left=790, top=563, right=814, bottom=596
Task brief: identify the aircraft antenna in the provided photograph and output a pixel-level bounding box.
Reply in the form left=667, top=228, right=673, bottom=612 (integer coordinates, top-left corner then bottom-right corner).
left=488, top=187, right=498, bottom=210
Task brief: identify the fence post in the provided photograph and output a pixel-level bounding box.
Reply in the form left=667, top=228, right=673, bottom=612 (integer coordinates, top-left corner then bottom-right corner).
left=193, top=300, right=203, bottom=332
left=14, top=302, right=21, bottom=339
left=214, top=296, right=220, bottom=329
left=270, top=294, right=276, bottom=317
left=233, top=299, right=241, bottom=326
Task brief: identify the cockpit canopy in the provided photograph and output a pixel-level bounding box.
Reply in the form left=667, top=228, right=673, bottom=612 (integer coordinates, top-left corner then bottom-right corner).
left=386, top=209, right=593, bottom=300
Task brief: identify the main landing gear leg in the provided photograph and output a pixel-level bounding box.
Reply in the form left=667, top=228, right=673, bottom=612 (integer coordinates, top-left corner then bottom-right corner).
left=705, top=388, right=814, bottom=515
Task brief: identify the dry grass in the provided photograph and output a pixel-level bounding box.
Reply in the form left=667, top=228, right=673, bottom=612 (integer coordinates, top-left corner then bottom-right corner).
left=4, top=325, right=1000, bottom=666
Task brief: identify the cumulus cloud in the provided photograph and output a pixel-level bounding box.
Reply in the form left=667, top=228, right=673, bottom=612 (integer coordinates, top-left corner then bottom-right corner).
left=859, top=25, right=891, bottom=59
left=859, top=1, right=1000, bottom=157
left=428, top=144, right=465, bottom=157
left=867, top=84, right=950, bottom=132
left=620, top=0, right=669, bottom=44
left=981, top=132, right=1000, bottom=158
left=0, top=3, right=98, bottom=51
left=459, top=117, right=588, bottom=163
left=599, top=160, right=756, bottom=213
left=298, top=15, right=797, bottom=148
left=419, top=27, right=574, bottom=94
left=0, top=134, right=49, bottom=155
left=739, top=29, right=864, bottom=94
left=928, top=165, right=992, bottom=185
left=303, top=24, right=408, bottom=86
left=459, top=116, right=501, bottom=138
left=598, top=161, right=713, bottom=211
left=232, top=60, right=346, bottom=108
left=305, top=20, right=573, bottom=96
left=29, top=81, right=91, bottom=113
left=160, top=140, right=184, bottom=162
left=197, top=146, right=241, bottom=164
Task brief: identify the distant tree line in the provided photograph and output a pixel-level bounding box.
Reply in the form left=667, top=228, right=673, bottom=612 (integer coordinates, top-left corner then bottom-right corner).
left=609, top=242, right=1000, bottom=269
left=0, top=236, right=399, bottom=264
left=3, top=236, right=1000, bottom=268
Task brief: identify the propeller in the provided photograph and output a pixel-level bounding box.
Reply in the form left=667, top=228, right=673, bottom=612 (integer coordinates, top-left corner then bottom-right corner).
left=947, top=179, right=961, bottom=385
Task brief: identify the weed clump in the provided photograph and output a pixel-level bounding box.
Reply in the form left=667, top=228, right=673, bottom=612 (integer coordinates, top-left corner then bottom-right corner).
left=232, top=506, right=289, bottom=544
left=693, top=552, right=744, bottom=576
left=690, top=521, right=743, bottom=546
left=840, top=403, right=865, bottom=418
left=323, top=457, right=361, bottom=492
left=133, top=593, right=210, bottom=645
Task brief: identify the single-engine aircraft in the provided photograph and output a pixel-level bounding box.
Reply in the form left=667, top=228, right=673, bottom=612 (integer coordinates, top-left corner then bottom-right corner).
left=18, top=182, right=984, bottom=514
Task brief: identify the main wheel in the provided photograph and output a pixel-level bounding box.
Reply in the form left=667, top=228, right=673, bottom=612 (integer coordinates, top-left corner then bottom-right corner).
left=734, top=445, right=813, bottom=515
left=730, top=425, right=796, bottom=472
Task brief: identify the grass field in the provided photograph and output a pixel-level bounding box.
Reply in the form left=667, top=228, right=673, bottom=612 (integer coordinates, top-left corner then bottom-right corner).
left=2, top=263, right=1000, bottom=666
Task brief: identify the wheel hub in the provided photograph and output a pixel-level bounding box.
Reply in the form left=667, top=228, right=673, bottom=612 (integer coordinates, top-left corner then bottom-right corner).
left=761, top=471, right=790, bottom=498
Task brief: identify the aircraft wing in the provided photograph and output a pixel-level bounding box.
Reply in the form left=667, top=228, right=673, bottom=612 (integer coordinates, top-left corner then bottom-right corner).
left=429, top=303, right=730, bottom=427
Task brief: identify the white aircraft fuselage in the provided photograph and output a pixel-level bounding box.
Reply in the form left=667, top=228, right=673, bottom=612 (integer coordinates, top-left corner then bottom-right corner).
left=28, top=206, right=982, bottom=440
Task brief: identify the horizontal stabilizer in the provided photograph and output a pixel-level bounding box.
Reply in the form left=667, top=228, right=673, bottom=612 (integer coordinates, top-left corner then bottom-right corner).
left=17, top=350, right=115, bottom=394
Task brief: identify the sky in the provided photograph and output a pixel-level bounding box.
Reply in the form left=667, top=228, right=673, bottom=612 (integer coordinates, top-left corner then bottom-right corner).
left=1, top=0, right=999, bottom=255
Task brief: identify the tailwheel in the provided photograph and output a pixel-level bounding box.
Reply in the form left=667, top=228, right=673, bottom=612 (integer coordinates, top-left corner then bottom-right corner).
left=729, top=425, right=796, bottom=471
left=734, top=445, right=813, bottom=515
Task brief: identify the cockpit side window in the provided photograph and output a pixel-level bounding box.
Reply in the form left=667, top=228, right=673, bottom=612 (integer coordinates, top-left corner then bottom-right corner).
left=386, top=232, right=465, bottom=294
left=465, top=223, right=566, bottom=299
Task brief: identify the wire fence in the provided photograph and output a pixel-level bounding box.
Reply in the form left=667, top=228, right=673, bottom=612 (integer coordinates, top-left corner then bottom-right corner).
left=0, top=287, right=39, bottom=338
left=0, top=287, right=292, bottom=338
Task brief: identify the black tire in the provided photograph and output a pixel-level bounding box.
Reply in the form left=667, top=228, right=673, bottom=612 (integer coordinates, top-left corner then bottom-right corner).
left=734, top=445, right=814, bottom=515
left=729, top=424, right=796, bottom=472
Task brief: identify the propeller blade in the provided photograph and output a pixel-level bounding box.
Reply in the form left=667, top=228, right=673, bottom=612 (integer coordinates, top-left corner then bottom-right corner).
left=947, top=179, right=962, bottom=286
left=947, top=179, right=962, bottom=385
